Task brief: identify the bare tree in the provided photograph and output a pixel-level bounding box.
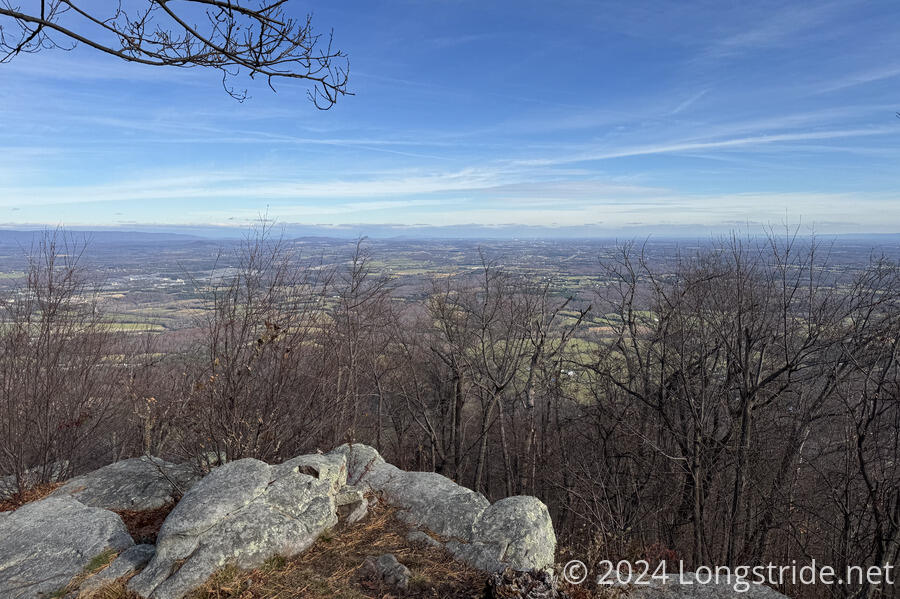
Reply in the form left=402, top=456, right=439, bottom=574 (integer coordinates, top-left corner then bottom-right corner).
left=805, top=256, right=900, bottom=599
left=396, top=271, right=476, bottom=479
left=319, top=238, right=396, bottom=447
left=580, top=234, right=852, bottom=571
left=180, top=223, right=334, bottom=463
left=0, top=0, right=350, bottom=105
left=0, top=231, right=123, bottom=494
left=400, top=255, right=589, bottom=499
left=3, top=225, right=898, bottom=599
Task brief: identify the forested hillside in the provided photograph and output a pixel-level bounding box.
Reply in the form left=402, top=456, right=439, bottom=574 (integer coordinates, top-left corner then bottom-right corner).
left=1, top=228, right=898, bottom=599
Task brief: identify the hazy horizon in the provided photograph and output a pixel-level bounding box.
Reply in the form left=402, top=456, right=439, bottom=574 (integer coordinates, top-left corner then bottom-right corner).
left=1, top=223, right=900, bottom=242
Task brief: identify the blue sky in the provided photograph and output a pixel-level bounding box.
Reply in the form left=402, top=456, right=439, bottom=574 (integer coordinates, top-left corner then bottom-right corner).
left=1, top=0, right=899, bottom=235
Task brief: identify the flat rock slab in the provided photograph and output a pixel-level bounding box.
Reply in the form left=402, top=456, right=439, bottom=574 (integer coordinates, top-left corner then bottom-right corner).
left=128, top=456, right=342, bottom=599
left=0, top=496, right=134, bottom=599
left=51, top=457, right=199, bottom=512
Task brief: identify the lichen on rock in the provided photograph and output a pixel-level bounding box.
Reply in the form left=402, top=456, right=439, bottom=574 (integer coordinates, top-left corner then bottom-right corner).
left=128, top=456, right=342, bottom=599
left=0, top=496, right=134, bottom=599
left=328, top=443, right=557, bottom=573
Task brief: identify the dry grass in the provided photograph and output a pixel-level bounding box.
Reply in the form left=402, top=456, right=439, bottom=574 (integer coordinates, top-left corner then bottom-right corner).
left=0, top=482, right=63, bottom=512
left=187, top=501, right=487, bottom=599
left=51, top=548, right=120, bottom=598
left=81, top=500, right=487, bottom=599
left=80, top=580, right=134, bottom=599
left=67, top=499, right=637, bottom=599
left=115, top=503, right=176, bottom=544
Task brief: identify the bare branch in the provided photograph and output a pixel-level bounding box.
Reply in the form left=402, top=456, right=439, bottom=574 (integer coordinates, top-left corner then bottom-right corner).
left=0, top=0, right=351, bottom=105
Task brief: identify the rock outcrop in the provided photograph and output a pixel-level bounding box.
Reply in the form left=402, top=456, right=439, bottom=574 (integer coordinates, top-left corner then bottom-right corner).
left=0, top=496, right=134, bottom=599
left=51, top=456, right=199, bottom=511
left=407, top=530, right=443, bottom=548
left=630, top=573, right=789, bottom=598
left=335, top=486, right=369, bottom=523
left=331, top=443, right=556, bottom=573
left=0, top=446, right=559, bottom=599
left=127, top=455, right=342, bottom=599
left=447, top=495, right=556, bottom=572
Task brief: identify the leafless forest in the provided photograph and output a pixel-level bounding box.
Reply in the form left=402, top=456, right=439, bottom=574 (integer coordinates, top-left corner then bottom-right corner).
left=1, top=228, right=898, bottom=599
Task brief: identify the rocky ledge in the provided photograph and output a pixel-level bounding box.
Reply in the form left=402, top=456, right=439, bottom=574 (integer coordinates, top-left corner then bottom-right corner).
left=0, top=445, right=792, bottom=599
left=0, top=444, right=557, bottom=599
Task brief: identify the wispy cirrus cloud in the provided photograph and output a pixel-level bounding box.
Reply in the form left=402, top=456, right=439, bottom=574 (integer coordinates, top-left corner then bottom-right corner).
left=668, top=89, right=710, bottom=115
left=0, top=166, right=518, bottom=206
left=511, top=126, right=897, bottom=167
left=2, top=161, right=897, bottom=233
left=814, top=65, right=900, bottom=94
left=2, top=0, right=899, bottom=234
left=702, top=2, right=849, bottom=58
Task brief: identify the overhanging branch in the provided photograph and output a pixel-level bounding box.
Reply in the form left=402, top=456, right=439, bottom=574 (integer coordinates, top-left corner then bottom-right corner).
left=0, top=0, right=350, bottom=106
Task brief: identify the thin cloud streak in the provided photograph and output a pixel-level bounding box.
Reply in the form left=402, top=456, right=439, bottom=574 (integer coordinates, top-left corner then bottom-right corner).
left=513, top=127, right=897, bottom=167
left=814, top=65, right=900, bottom=94
left=2, top=0, right=898, bottom=234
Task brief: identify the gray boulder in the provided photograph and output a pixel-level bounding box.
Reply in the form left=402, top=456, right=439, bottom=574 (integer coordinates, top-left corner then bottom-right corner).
left=345, top=499, right=369, bottom=524
left=630, top=573, right=789, bottom=598
left=335, top=487, right=369, bottom=523
left=329, top=443, right=385, bottom=485
left=0, top=461, right=70, bottom=499
left=335, top=486, right=365, bottom=507
left=0, top=496, right=134, bottom=599
left=275, top=452, right=347, bottom=493
left=51, top=457, right=199, bottom=512
left=448, top=496, right=556, bottom=572
left=330, top=445, right=488, bottom=540
left=382, top=471, right=491, bottom=540
left=328, top=444, right=556, bottom=573
left=359, top=554, right=411, bottom=591
left=79, top=544, right=156, bottom=593
left=128, top=456, right=342, bottom=599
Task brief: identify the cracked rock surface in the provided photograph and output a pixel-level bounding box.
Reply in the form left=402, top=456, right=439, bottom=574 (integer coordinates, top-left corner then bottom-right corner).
left=448, top=496, right=555, bottom=573
left=0, top=496, right=134, bottom=599
left=80, top=544, right=156, bottom=592
left=330, top=444, right=556, bottom=573
left=128, top=456, right=342, bottom=599
left=331, top=444, right=489, bottom=541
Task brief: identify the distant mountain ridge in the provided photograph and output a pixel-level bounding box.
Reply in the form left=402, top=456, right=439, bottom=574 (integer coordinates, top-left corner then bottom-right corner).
left=0, top=229, right=205, bottom=246
left=0, top=225, right=898, bottom=244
